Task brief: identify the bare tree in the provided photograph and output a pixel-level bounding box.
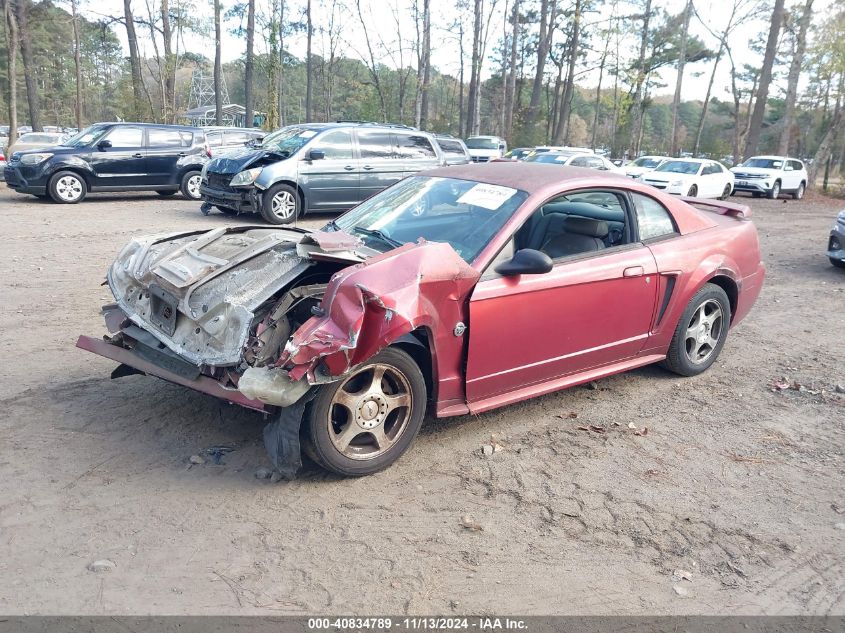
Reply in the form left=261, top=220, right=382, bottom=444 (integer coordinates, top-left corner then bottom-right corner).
left=160, top=0, right=175, bottom=122
left=743, top=0, right=785, bottom=158
left=123, top=0, right=144, bottom=120
left=413, top=0, right=431, bottom=129
left=504, top=0, right=520, bottom=139
left=15, top=0, right=41, bottom=131
left=244, top=0, right=255, bottom=127
left=669, top=0, right=693, bottom=155
left=627, top=0, right=653, bottom=157
left=305, top=0, right=312, bottom=121
left=777, top=0, right=813, bottom=155
left=352, top=0, right=388, bottom=121
left=4, top=0, right=18, bottom=147
left=554, top=0, right=583, bottom=144
left=214, top=0, right=222, bottom=124
left=523, top=0, right=556, bottom=138
left=69, top=0, right=83, bottom=129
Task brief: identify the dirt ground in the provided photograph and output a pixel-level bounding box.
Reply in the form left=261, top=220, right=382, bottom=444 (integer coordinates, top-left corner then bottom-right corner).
left=0, top=185, right=843, bottom=616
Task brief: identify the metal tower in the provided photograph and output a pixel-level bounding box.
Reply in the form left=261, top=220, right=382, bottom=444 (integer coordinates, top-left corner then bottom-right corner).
left=188, top=68, right=229, bottom=109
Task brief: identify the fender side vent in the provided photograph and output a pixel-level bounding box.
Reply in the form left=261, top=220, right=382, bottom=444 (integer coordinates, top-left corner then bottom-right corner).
left=656, top=276, right=676, bottom=326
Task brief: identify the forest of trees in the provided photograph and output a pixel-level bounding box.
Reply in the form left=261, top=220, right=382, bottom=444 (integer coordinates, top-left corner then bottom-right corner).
left=1, top=0, right=844, bottom=185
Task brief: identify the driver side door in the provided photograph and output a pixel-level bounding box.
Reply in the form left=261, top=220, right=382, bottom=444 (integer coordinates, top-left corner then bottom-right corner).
left=464, top=190, right=659, bottom=407
left=87, top=125, right=147, bottom=187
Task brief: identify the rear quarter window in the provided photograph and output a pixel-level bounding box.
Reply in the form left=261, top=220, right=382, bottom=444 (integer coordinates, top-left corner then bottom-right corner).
left=357, top=130, right=394, bottom=159
left=395, top=133, right=436, bottom=159
left=632, top=193, right=677, bottom=241
left=436, top=139, right=466, bottom=156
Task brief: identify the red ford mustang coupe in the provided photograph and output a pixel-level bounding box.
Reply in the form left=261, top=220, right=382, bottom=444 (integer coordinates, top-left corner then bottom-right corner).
left=78, top=163, right=765, bottom=477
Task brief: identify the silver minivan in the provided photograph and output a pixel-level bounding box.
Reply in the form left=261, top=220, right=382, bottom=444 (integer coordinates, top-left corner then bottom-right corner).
left=199, top=122, right=444, bottom=224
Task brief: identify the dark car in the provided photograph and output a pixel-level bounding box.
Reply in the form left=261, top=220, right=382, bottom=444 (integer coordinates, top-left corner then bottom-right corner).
left=4, top=122, right=208, bottom=203
left=199, top=122, right=444, bottom=224
left=829, top=209, right=845, bottom=268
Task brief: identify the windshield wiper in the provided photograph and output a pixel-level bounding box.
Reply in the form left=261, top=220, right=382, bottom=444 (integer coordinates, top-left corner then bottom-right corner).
left=351, top=227, right=403, bottom=250
left=324, top=219, right=340, bottom=232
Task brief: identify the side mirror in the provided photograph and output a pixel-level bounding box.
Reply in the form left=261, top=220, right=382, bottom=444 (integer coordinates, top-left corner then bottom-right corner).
left=494, top=248, right=553, bottom=276
left=97, top=139, right=112, bottom=151
left=307, top=149, right=325, bottom=161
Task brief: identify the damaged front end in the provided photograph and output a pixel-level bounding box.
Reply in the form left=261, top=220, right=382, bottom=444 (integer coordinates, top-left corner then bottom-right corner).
left=78, top=227, right=477, bottom=478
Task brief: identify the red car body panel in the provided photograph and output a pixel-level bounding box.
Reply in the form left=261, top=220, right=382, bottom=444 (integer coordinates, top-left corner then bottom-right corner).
left=78, top=163, right=764, bottom=423
left=275, top=164, right=764, bottom=417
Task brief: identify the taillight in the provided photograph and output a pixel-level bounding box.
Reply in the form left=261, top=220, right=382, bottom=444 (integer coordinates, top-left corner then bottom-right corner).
left=205, top=144, right=211, bottom=158
left=0, top=153, right=5, bottom=161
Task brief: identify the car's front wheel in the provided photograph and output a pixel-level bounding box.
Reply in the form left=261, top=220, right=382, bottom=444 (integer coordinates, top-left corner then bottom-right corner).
left=48, top=171, right=87, bottom=203
left=260, top=183, right=300, bottom=224
left=661, top=283, right=731, bottom=377
left=687, top=184, right=698, bottom=197
left=302, top=347, right=426, bottom=476
left=180, top=171, right=202, bottom=200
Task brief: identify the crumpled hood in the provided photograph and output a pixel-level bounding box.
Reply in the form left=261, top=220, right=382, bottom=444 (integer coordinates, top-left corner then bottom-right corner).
left=280, top=240, right=480, bottom=382
left=107, top=226, right=359, bottom=366
left=206, top=148, right=288, bottom=175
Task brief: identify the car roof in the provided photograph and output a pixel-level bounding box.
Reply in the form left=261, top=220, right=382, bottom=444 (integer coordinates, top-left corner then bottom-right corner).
left=91, top=121, right=202, bottom=132
left=419, top=162, right=627, bottom=191
left=749, top=155, right=800, bottom=161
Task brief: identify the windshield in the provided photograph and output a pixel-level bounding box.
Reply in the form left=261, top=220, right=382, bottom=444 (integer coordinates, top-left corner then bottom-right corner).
left=333, top=176, right=529, bottom=263
left=465, top=137, right=499, bottom=150
left=260, top=126, right=320, bottom=156
left=63, top=125, right=109, bottom=147
left=741, top=158, right=783, bottom=169
left=524, top=152, right=573, bottom=164
left=631, top=157, right=663, bottom=168
left=655, top=160, right=701, bottom=175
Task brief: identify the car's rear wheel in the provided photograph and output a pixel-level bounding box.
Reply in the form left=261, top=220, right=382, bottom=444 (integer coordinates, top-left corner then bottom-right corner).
left=687, top=185, right=698, bottom=197
left=156, top=190, right=177, bottom=197
left=767, top=181, right=780, bottom=199
left=719, top=183, right=732, bottom=200
left=260, top=183, right=300, bottom=225
left=180, top=171, right=202, bottom=200
left=792, top=182, right=805, bottom=200
left=302, top=347, right=426, bottom=476
left=48, top=171, right=87, bottom=204
left=661, top=283, right=731, bottom=377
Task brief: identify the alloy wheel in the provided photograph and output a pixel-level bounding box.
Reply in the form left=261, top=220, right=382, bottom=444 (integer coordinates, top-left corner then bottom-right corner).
left=55, top=175, right=83, bottom=202
left=271, top=190, right=297, bottom=220
left=186, top=174, right=202, bottom=199
left=684, top=299, right=723, bottom=365
left=326, top=363, right=414, bottom=461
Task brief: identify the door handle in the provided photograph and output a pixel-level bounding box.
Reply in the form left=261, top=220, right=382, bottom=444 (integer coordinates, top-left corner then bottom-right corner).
left=623, top=266, right=644, bottom=277
left=132, top=153, right=143, bottom=158
left=344, top=165, right=355, bottom=171
left=363, top=165, right=374, bottom=171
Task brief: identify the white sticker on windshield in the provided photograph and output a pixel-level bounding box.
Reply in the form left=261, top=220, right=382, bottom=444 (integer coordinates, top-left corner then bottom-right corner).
left=299, top=130, right=317, bottom=138
left=457, top=183, right=518, bottom=210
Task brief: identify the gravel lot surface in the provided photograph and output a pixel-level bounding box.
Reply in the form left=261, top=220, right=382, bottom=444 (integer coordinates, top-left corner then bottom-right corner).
left=0, top=187, right=843, bottom=615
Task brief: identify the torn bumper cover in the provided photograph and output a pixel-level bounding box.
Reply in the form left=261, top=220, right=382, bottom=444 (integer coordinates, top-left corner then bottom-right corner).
left=279, top=240, right=480, bottom=381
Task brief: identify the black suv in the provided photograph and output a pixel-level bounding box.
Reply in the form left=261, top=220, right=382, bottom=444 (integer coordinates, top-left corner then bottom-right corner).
left=4, top=122, right=208, bottom=203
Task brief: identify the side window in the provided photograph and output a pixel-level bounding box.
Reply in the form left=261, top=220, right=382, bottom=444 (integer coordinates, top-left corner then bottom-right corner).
left=570, top=156, right=589, bottom=167
left=514, top=191, right=628, bottom=260
left=789, top=160, right=803, bottom=171
left=631, top=193, right=677, bottom=241
left=224, top=131, right=249, bottom=145
left=587, top=157, right=607, bottom=170
left=206, top=131, right=223, bottom=147
left=148, top=128, right=189, bottom=147
left=105, top=126, right=143, bottom=148
left=312, top=129, right=354, bottom=160
left=437, top=139, right=465, bottom=156
left=395, top=133, right=436, bottom=159
left=357, top=131, right=394, bottom=159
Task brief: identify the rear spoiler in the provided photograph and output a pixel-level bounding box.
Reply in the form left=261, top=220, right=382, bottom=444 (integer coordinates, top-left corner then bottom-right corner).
left=680, top=197, right=752, bottom=219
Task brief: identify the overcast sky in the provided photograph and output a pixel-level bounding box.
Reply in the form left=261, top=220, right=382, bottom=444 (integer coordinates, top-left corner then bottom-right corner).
left=101, top=0, right=832, bottom=104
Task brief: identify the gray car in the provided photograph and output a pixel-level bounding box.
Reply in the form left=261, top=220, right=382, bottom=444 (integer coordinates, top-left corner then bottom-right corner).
left=199, top=122, right=444, bottom=224
left=433, top=134, right=471, bottom=165
left=829, top=209, right=845, bottom=269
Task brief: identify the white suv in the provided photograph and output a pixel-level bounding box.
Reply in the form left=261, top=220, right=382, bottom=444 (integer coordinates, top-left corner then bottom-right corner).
left=731, top=156, right=808, bottom=200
